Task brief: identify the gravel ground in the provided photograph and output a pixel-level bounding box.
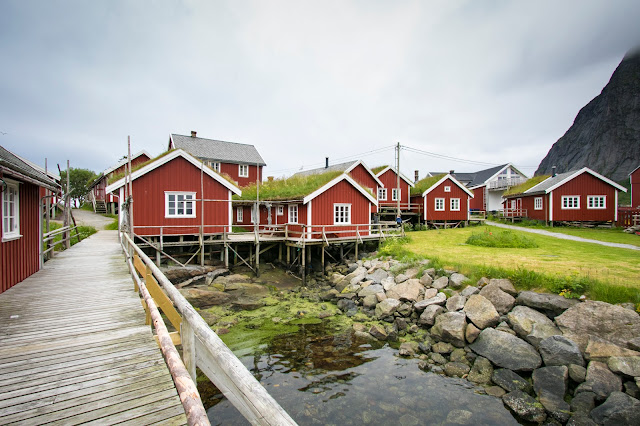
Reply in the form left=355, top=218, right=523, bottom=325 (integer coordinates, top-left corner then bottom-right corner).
left=70, top=208, right=115, bottom=230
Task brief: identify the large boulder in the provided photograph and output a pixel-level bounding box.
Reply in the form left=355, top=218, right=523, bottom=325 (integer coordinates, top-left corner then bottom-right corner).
left=607, top=356, right=640, bottom=377
left=516, top=291, right=579, bottom=317
left=463, top=294, right=500, bottom=329
left=479, top=282, right=515, bottom=315
left=432, top=276, right=449, bottom=290
left=449, top=273, right=468, bottom=289
left=507, top=305, right=561, bottom=347
left=488, top=278, right=518, bottom=296
left=590, top=392, right=640, bottom=426
left=357, top=284, right=384, bottom=298
left=467, top=356, right=493, bottom=384
left=180, top=288, right=232, bottom=308
left=532, top=366, right=570, bottom=423
left=431, top=312, right=467, bottom=348
left=585, top=336, right=640, bottom=362
left=470, top=328, right=542, bottom=371
left=492, top=368, right=533, bottom=393
left=502, top=390, right=547, bottom=424
left=386, top=279, right=423, bottom=302
left=538, top=335, right=584, bottom=367
left=445, top=295, right=466, bottom=311
left=413, top=292, right=446, bottom=310
left=555, top=300, right=640, bottom=352
left=575, top=361, right=622, bottom=401
left=418, top=305, right=445, bottom=326
left=365, top=268, right=389, bottom=284
left=375, top=298, right=401, bottom=319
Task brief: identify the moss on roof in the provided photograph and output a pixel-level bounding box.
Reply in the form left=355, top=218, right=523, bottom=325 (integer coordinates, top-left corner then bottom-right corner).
left=411, top=174, right=446, bottom=196
left=109, top=149, right=175, bottom=183
left=371, top=165, right=389, bottom=174
left=503, top=175, right=550, bottom=197
left=235, top=171, right=344, bottom=201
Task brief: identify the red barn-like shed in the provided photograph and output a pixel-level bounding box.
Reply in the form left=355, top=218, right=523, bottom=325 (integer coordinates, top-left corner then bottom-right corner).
left=374, top=166, right=414, bottom=215
left=411, top=174, right=474, bottom=224
left=106, top=149, right=241, bottom=237
left=630, top=165, right=640, bottom=208
left=1, top=145, right=59, bottom=293
left=503, top=167, right=627, bottom=224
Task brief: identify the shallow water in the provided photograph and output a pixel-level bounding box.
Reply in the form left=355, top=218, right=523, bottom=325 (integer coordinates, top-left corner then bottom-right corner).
left=199, top=323, right=519, bottom=425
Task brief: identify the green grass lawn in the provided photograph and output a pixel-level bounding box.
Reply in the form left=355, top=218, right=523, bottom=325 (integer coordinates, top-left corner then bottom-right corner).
left=46, top=222, right=98, bottom=249
left=395, top=225, right=640, bottom=304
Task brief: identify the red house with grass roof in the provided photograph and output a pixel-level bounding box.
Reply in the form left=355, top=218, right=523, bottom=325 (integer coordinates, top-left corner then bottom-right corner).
left=105, top=149, right=241, bottom=237
left=373, top=166, right=414, bottom=216
left=410, top=174, right=474, bottom=225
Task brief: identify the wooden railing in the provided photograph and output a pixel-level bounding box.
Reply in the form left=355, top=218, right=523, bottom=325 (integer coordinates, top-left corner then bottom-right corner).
left=500, top=208, right=528, bottom=218
left=41, top=225, right=81, bottom=260
left=618, top=207, right=640, bottom=227
left=469, top=210, right=486, bottom=221
left=121, top=233, right=297, bottom=426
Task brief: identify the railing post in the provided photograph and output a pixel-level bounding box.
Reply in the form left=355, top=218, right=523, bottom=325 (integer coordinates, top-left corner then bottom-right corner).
left=181, top=320, right=197, bottom=381
left=144, top=264, right=152, bottom=325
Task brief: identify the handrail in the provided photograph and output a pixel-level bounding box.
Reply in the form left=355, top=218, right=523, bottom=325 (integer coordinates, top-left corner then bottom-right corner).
left=121, top=233, right=297, bottom=426
left=41, top=225, right=81, bottom=257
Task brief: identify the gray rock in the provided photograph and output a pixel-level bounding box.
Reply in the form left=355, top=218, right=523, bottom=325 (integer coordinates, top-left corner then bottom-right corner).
left=625, top=381, right=640, bottom=399
left=465, top=322, right=481, bottom=343
left=585, top=336, right=640, bottom=362
left=362, top=294, right=378, bottom=308
left=507, top=305, right=560, bottom=344
left=431, top=352, right=447, bottom=365
left=461, top=286, right=479, bottom=297
left=375, top=298, right=401, bottom=318
left=357, top=283, right=384, bottom=298
left=628, top=337, right=640, bottom=352
left=502, top=390, right=547, bottom=424
left=419, top=273, right=433, bottom=287
left=381, top=277, right=396, bottom=291
left=470, top=328, right=542, bottom=371
left=527, top=321, right=563, bottom=348
left=575, top=361, right=622, bottom=401
left=496, top=321, right=517, bottom=336
left=369, top=324, right=388, bottom=341
left=397, top=302, right=412, bottom=317
left=413, top=292, right=446, bottom=310
left=431, top=311, right=467, bottom=348
left=180, top=288, right=232, bottom=308
left=446, top=295, right=467, bottom=311
left=463, top=294, right=500, bottom=329
left=343, top=266, right=367, bottom=283
left=418, top=304, right=445, bottom=326
left=365, top=268, right=389, bottom=284
left=337, top=298, right=356, bottom=312
left=476, top=277, right=490, bottom=288
left=386, top=279, right=423, bottom=302
left=555, top=300, right=640, bottom=352
left=205, top=268, right=230, bottom=285
left=516, top=291, right=579, bottom=317
left=468, top=356, right=493, bottom=384
left=590, top=392, right=640, bottom=425
left=479, top=282, right=515, bottom=315
left=354, top=330, right=378, bottom=341
left=432, top=341, right=454, bottom=354
left=395, top=273, right=409, bottom=283
left=570, top=391, right=596, bottom=415
left=489, top=278, right=518, bottom=296
left=424, top=267, right=436, bottom=277
left=449, top=273, right=468, bottom=289
left=444, top=362, right=470, bottom=377
left=350, top=274, right=366, bottom=286
left=399, top=341, right=419, bottom=357
left=607, top=356, right=640, bottom=377
left=492, top=368, right=533, bottom=393
left=566, top=415, right=597, bottom=426
left=432, top=276, right=449, bottom=290
left=422, top=287, right=438, bottom=300
left=342, top=282, right=361, bottom=294
left=539, top=335, right=585, bottom=367
left=485, top=386, right=507, bottom=397
left=449, top=348, right=469, bottom=364
left=532, top=366, right=570, bottom=423
left=568, top=364, right=587, bottom=383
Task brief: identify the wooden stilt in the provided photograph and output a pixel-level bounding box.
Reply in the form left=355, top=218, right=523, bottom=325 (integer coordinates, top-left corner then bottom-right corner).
left=224, top=243, right=229, bottom=268
left=255, top=241, right=260, bottom=278
left=301, top=245, right=306, bottom=285
left=340, top=244, right=344, bottom=261
left=286, top=245, right=290, bottom=266
left=355, top=241, right=358, bottom=260
left=234, top=245, right=238, bottom=265
left=321, top=246, right=325, bottom=276
left=278, top=244, right=282, bottom=263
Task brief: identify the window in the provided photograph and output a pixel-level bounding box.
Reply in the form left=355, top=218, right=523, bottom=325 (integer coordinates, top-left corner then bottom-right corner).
left=239, top=164, right=249, bottom=178
left=236, top=207, right=243, bottom=222
left=334, top=204, right=351, bottom=224
left=435, top=198, right=445, bottom=211
left=444, top=186, right=451, bottom=193
left=534, top=197, right=543, bottom=210
left=208, top=161, right=221, bottom=172
left=561, top=196, right=580, bottom=209
left=277, top=205, right=284, bottom=216
left=2, top=180, right=20, bottom=240
left=378, top=188, right=387, bottom=201
left=288, top=205, right=298, bottom=224
left=450, top=198, right=460, bottom=211
left=165, top=192, right=196, bottom=218
left=587, top=196, right=606, bottom=209
left=392, top=188, right=400, bottom=201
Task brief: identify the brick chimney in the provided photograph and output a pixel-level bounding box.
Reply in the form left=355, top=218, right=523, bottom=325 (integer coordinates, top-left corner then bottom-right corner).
left=449, top=170, right=455, bottom=175
left=191, top=130, right=197, bottom=138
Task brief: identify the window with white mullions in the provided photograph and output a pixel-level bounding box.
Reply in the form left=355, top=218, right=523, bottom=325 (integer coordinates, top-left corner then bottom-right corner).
left=534, top=197, right=543, bottom=210
left=237, top=207, right=243, bottom=222
left=288, top=205, right=298, bottom=224
left=378, top=188, right=387, bottom=201
left=334, top=204, right=351, bottom=224
left=450, top=198, right=460, bottom=211
left=587, top=195, right=606, bottom=209
left=561, top=196, right=580, bottom=210
left=165, top=192, right=196, bottom=218
left=435, top=198, right=445, bottom=211
left=392, top=188, right=400, bottom=201
left=239, top=164, right=249, bottom=178
left=2, top=180, right=20, bottom=240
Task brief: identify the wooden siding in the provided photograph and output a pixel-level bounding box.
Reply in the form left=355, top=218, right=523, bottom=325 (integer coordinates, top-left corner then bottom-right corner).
left=108, top=154, right=151, bottom=179
left=631, top=167, right=640, bottom=208
left=219, top=163, right=262, bottom=188
left=469, top=186, right=485, bottom=211
left=550, top=172, right=618, bottom=222
left=1, top=181, right=41, bottom=294
left=519, top=194, right=548, bottom=221
left=423, top=177, right=470, bottom=222
left=309, top=180, right=371, bottom=237
left=348, top=164, right=379, bottom=213
left=377, top=169, right=411, bottom=209
left=131, top=156, right=231, bottom=236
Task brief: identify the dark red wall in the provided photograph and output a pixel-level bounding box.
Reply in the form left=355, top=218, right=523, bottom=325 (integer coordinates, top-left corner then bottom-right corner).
left=309, top=179, right=371, bottom=237
left=423, top=178, right=469, bottom=221
left=349, top=164, right=379, bottom=213
left=631, top=168, right=640, bottom=208
left=219, top=163, right=262, bottom=188
left=1, top=181, right=41, bottom=293
left=377, top=169, right=411, bottom=210
left=470, top=186, right=485, bottom=210
left=551, top=173, right=617, bottom=221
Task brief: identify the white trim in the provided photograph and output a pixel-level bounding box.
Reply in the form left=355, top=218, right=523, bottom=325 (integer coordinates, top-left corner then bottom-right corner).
left=344, top=160, right=384, bottom=187
left=615, top=191, right=618, bottom=221
left=102, top=150, right=152, bottom=176
left=444, top=186, right=451, bottom=192
left=302, top=174, right=377, bottom=205
left=450, top=198, right=460, bottom=211
left=238, top=164, right=249, bottom=178
left=586, top=195, right=606, bottom=209
left=628, top=165, right=640, bottom=176
left=467, top=197, right=470, bottom=220
left=435, top=198, right=445, bottom=211
left=534, top=197, right=543, bottom=210
left=276, top=205, right=284, bottom=216
left=561, top=195, right=580, bottom=210
left=228, top=192, right=232, bottom=233
left=165, top=192, right=196, bottom=218
left=374, top=166, right=415, bottom=187
left=378, top=187, right=387, bottom=201
left=392, top=188, right=400, bottom=201
left=307, top=201, right=312, bottom=239
left=540, top=167, right=627, bottom=194
left=2, top=178, right=21, bottom=241
left=549, top=191, right=553, bottom=221
left=333, top=203, right=351, bottom=225
left=483, top=163, right=528, bottom=186
left=424, top=196, right=427, bottom=221
left=236, top=206, right=244, bottom=222
left=288, top=204, right=298, bottom=224
left=421, top=174, right=474, bottom=197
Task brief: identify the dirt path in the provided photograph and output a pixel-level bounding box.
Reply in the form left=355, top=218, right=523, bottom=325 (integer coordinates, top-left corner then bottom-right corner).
left=70, top=209, right=115, bottom=230
left=485, top=220, right=640, bottom=251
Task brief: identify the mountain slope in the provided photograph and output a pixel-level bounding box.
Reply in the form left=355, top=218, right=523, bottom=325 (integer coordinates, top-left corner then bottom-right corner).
left=536, top=49, right=640, bottom=181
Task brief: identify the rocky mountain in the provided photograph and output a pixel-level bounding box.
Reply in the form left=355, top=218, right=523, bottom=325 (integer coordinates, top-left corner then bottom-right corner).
left=536, top=49, right=640, bottom=181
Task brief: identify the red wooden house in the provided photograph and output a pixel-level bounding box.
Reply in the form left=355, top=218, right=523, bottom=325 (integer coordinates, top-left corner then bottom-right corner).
left=1, top=145, right=60, bottom=294
left=373, top=166, right=414, bottom=216
left=88, top=150, right=151, bottom=214
left=410, top=174, right=474, bottom=225
left=502, top=167, right=627, bottom=224
left=105, top=149, right=241, bottom=237
left=234, top=172, right=377, bottom=240
left=169, top=131, right=265, bottom=188
left=630, top=165, right=640, bottom=208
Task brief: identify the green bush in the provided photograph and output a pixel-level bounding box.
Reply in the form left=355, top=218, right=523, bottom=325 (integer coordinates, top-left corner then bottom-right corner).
left=466, top=229, right=538, bottom=248
left=105, top=219, right=119, bottom=230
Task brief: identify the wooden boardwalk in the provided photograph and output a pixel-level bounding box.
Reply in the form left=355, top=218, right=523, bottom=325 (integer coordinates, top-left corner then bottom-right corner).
left=0, top=231, right=187, bottom=425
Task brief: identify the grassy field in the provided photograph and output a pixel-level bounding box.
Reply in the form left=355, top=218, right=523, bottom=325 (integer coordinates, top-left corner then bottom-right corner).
left=47, top=222, right=98, bottom=249
left=390, top=224, right=640, bottom=304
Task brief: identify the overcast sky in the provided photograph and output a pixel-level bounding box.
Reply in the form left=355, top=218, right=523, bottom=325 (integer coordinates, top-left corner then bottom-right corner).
left=1, top=1, right=639, bottom=180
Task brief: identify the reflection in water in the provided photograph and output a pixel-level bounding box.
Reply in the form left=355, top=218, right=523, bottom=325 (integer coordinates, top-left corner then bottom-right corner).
left=199, top=323, right=519, bottom=425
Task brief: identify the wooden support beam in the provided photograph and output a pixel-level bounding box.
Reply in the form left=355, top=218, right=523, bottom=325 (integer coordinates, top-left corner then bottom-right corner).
left=255, top=242, right=260, bottom=278
left=154, top=331, right=182, bottom=346
left=321, top=246, right=325, bottom=276
left=181, top=320, right=196, bottom=381
left=301, top=245, right=306, bottom=285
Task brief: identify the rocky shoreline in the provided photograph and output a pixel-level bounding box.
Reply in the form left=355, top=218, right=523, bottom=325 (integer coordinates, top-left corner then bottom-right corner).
left=174, top=255, right=640, bottom=425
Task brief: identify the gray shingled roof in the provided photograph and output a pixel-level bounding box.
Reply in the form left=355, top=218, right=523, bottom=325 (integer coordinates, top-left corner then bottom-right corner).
left=291, top=160, right=357, bottom=177
left=430, top=164, right=508, bottom=187
left=171, top=134, right=266, bottom=166
left=0, top=145, right=59, bottom=190
left=523, top=170, right=576, bottom=194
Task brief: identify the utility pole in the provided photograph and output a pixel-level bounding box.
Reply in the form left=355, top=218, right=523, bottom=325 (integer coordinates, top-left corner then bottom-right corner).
left=396, top=142, right=401, bottom=223
left=127, top=136, right=133, bottom=240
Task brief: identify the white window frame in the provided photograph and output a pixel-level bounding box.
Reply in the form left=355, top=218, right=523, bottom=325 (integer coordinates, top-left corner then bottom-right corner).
left=236, top=207, right=243, bottom=222
left=333, top=203, right=351, bottom=225
left=561, top=195, right=580, bottom=210
left=378, top=188, right=387, bottom=201
left=534, top=197, right=543, bottom=210
left=288, top=204, right=298, bottom=224
left=165, top=192, right=196, bottom=218
left=450, top=198, right=460, bottom=211
left=392, top=188, right=400, bottom=201
left=2, top=179, right=21, bottom=241
left=208, top=161, right=221, bottom=173
left=587, top=195, right=606, bottom=209
left=444, top=186, right=451, bottom=193
left=276, top=205, right=284, bottom=216
left=239, top=164, right=249, bottom=178
left=435, top=198, right=445, bottom=211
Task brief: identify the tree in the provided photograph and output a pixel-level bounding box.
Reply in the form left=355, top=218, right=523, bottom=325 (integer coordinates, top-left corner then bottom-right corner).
left=59, top=168, right=98, bottom=207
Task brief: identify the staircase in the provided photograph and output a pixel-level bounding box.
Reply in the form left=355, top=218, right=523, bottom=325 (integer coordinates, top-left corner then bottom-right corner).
left=94, top=200, right=107, bottom=214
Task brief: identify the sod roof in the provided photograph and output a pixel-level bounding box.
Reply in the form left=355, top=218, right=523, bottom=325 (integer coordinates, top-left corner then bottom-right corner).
left=235, top=171, right=344, bottom=201
left=410, top=174, right=446, bottom=196
left=503, top=175, right=550, bottom=197
left=371, top=165, right=388, bottom=174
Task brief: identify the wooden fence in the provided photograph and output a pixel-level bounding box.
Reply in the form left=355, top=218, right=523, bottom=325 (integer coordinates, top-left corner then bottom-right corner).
left=618, top=207, right=640, bottom=227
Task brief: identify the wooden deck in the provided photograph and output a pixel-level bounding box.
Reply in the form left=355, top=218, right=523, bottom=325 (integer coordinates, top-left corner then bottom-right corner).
left=0, top=231, right=187, bottom=425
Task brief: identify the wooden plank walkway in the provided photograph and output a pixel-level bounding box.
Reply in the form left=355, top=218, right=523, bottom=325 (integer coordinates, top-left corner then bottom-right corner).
left=0, top=231, right=187, bottom=425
